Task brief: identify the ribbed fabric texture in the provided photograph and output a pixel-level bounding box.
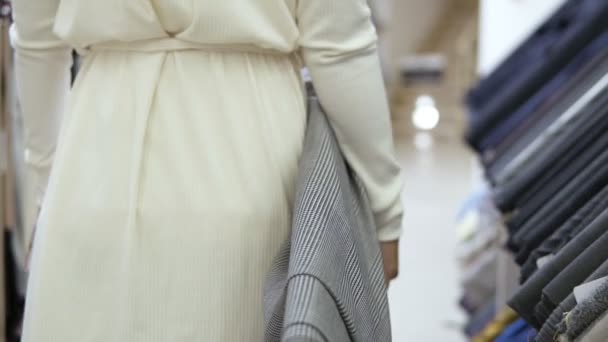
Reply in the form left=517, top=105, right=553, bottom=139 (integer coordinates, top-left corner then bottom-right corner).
left=12, top=0, right=404, bottom=243
left=12, top=0, right=404, bottom=340
left=22, top=48, right=304, bottom=342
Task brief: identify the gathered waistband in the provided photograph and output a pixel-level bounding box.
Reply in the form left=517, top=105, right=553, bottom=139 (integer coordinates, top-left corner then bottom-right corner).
left=86, top=37, right=292, bottom=56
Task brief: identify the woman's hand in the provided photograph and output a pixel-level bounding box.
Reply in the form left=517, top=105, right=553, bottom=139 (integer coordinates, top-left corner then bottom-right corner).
left=381, top=240, right=399, bottom=284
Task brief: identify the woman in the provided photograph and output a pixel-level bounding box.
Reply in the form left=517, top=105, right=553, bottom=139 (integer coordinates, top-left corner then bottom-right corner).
left=12, top=1, right=404, bottom=340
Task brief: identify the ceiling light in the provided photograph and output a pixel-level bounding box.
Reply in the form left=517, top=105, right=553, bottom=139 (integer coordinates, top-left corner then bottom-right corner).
left=412, top=95, right=440, bottom=130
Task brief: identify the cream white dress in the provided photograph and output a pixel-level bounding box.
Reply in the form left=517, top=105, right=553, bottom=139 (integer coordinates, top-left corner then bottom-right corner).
left=12, top=1, right=404, bottom=341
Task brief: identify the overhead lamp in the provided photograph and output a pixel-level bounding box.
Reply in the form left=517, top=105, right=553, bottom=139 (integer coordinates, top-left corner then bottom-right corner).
left=412, top=95, right=440, bottom=131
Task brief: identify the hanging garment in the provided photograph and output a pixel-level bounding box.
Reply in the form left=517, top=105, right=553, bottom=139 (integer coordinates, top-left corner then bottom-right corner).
left=504, top=91, right=608, bottom=235
left=485, top=40, right=608, bottom=183
left=11, top=1, right=404, bottom=341
left=507, top=147, right=608, bottom=260
left=535, top=259, right=608, bottom=340
left=506, top=98, right=608, bottom=254
left=536, top=227, right=608, bottom=321
left=489, top=67, right=608, bottom=184
left=478, top=34, right=608, bottom=157
left=509, top=210, right=608, bottom=327
left=520, top=185, right=608, bottom=282
left=264, top=94, right=391, bottom=341
left=494, top=84, right=608, bottom=213
left=466, top=0, right=608, bottom=150
left=493, top=73, right=608, bottom=190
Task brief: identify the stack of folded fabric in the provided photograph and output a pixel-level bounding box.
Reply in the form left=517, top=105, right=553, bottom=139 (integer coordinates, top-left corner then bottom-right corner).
left=462, top=0, right=608, bottom=341
left=456, top=186, right=532, bottom=341
left=456, top=185, right=505, bottom=338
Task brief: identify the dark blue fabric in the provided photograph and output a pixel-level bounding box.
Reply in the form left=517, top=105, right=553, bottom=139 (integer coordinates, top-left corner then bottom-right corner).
left=506, top=141, right=608, bottom=258
left=495, top=319, right=537, bottom=342
left=464, top=301, right=496, bottom=338
left=502, top=93, right=608, bottom=244
left=485, top=54, right=608, bottom=183
left=465, top=0, right=608, bottom=150
left=465, top=0, right=577, bottom=111
left=493, top=86, right=608, bottom=213
left=478, top=33, right=608, bottom=154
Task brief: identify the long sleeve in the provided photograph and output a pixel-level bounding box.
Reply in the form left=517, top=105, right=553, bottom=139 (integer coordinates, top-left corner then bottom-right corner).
left=11, top=1, right=71, bottom=205
left=11, top=0, right=72, bottom=246
left=297, top=0, right=404, bottom=241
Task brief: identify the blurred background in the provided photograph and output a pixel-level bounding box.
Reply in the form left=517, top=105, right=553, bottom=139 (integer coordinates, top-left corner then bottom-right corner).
left=3, top=0, right=605, bottom=341
left=366, top=0, right=570, bottom=341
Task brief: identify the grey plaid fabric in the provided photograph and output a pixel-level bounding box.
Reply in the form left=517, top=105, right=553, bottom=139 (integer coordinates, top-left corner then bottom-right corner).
left=263, top=93, right=392, bottom=342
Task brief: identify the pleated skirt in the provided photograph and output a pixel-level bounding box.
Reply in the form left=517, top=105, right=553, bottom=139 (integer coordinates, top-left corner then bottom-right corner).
left=22, top=49, right=306, bottom=341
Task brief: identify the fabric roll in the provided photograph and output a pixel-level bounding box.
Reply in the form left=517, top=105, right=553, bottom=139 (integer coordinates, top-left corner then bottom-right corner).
left=507, top=125, right=608, bottom=235
left=534, top=301, right=555, bottom=329
left=493, top=61, right=608, bottom=212
left=495, top=319, right=537, bottom=342
left=481, top=33, right=608, bottom=160
left=495, top=87, right=608, bottom=215
left=472, top=308, right=519, bottom=342
left=514, top=91, right=608, bottom=220
left=537, top=227, right=608, bottom=321
left=535, top=259, right=608, bottom=341
left=536, top=295, right=577, bottom=342
left=465, top=300, right=497, bottom=338
left=466, top=0, right=608, bottom=150
left=556, top=279, right=608, bottom=341
left=578, top=311, right=608, bottom=342
left=516, top=142, right=608, bottom=265
left=509, top=209, right=608, bottom=327
left=490, top=71, right=608, bottom=185
left=507, top=146, right=608, bottom=259
left=511, top=98, right=608, bottom=245
left=520, top=185, right=608, bottom=282
left=464, top=0, right=578, bottom=113
left=481, top=34, right=608, bottom=158
left=488, top=56, right=608, bottom=185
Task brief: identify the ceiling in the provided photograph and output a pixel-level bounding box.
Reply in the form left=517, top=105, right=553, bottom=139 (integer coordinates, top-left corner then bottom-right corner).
left=378, top=0, right=480, bottom=138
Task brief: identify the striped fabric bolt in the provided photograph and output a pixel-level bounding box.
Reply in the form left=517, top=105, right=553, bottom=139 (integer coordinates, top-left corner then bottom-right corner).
left=264, top=93, right=392, bottom=342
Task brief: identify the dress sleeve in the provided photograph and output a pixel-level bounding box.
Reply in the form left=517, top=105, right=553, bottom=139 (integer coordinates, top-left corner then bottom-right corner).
left=297, top=0, right=404, bottom=241
left=11, top=0, right=72, bottom=206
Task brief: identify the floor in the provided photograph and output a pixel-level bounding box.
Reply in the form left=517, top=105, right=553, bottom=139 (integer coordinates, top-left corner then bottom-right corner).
left=389, top=132, right=474, bottom=342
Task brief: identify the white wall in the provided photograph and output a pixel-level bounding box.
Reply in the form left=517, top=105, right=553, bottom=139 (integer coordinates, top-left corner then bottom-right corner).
left=477, top=0, right=568, bottom=76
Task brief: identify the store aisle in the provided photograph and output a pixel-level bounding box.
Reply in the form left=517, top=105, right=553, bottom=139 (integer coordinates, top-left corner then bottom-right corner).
left=389, top=133, right=473, bottom=342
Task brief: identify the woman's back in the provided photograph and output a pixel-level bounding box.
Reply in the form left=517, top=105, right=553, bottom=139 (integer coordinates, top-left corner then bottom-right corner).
left=55, top=0, right=301, bottom=52
left=12, top=1, right=404, bottom=340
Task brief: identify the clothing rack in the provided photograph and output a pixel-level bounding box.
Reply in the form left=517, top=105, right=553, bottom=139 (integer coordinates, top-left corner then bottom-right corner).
left=458, top=0, right=608, bottom=341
